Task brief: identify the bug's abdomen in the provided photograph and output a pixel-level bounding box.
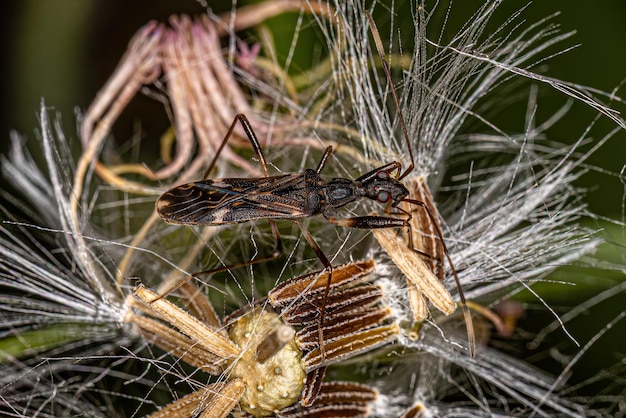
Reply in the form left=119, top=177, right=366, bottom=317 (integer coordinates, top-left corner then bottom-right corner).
left=157, top=176, right=317, bottom=225
left=156, top=182, right=234, bottom=225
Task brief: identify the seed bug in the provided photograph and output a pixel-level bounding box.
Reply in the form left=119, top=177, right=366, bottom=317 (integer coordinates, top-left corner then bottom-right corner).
left=156, top=13, right=475, bottom=357
left=157, top=110, right=412, bottom=355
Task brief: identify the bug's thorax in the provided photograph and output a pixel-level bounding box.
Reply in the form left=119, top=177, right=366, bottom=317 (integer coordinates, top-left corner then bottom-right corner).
left=319, top=177, right=359, bottom=210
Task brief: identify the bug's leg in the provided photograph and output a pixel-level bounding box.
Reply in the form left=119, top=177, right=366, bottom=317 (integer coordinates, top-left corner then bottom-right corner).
left=354, top=161, right=402, bottom=183
left=154, top=219, right=283, bottom=302
left=206, top=113, right=284, bottom=262
left=315, top=146, right=334, bottom=174
left=326, top=212, right=444, bottom=262
left=294, top=220, right=331, bottom=363
left=203, top=113, right=272, bottom=179
left=325, top=214, right=408, bottom=229
left=325, top=214, right=435, bottom=256
left=402, top=199, right=476, bottom=357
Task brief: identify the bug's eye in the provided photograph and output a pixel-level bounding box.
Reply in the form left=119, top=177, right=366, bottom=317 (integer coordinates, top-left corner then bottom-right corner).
left=376, top=170, right=389, bottom=179
left=376, top=190, right=391, bottom=203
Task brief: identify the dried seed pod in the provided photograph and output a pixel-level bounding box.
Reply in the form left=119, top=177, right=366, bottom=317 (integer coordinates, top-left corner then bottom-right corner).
left=228, top=307, right=306, bottom=416
left=130, top=259, right=391, bottom=416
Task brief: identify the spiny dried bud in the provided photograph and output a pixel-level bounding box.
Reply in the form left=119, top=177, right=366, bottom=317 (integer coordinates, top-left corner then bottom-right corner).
left=228, top=307, right=306, bottom=416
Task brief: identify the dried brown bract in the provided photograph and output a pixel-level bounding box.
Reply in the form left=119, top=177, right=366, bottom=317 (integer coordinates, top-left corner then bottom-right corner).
left=373, top=176, right=455, bottom=321
left=245, top=382, right=379, bottom=418
left=400, top=403, right=425, bottom=418
left=372, top=176, right=476, bottom=357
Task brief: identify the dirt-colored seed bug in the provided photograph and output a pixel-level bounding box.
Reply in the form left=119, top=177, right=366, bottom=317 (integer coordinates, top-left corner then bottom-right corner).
left=155, top=12, right=475, bottom=358
left=156, top=112, right=409, bottom=358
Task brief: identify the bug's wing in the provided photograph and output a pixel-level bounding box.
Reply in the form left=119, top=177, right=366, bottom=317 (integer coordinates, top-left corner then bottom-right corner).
left=156, top=175, right=311, bottom=225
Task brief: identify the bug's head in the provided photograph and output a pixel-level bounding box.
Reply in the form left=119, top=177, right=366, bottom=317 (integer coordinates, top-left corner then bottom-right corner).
left=360, top=169, right=409, bottom=205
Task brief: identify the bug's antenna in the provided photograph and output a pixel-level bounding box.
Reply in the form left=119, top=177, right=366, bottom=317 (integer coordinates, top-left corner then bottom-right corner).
left=366, top=12, right=475, bottom=357
left=365, top=12, right=414, bottom=180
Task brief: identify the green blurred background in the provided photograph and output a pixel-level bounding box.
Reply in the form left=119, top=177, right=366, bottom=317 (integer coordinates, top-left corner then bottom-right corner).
left=0, top=0, right=624, bottom=403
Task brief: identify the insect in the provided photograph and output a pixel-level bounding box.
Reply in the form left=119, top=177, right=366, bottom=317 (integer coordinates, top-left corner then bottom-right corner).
left=156, top=13, right=475, bottom=357
left=156, top=113, right=404, bottom=353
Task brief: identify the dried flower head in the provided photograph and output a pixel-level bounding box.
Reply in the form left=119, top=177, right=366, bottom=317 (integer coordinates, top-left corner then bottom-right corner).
left=314, top=1, right=625, bottom=415
left=129, top=259, right=394, bottom=416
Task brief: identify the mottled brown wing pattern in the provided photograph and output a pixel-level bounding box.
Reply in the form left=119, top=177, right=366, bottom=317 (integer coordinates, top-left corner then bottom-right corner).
left=156, top=174, right=313, bottom=225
